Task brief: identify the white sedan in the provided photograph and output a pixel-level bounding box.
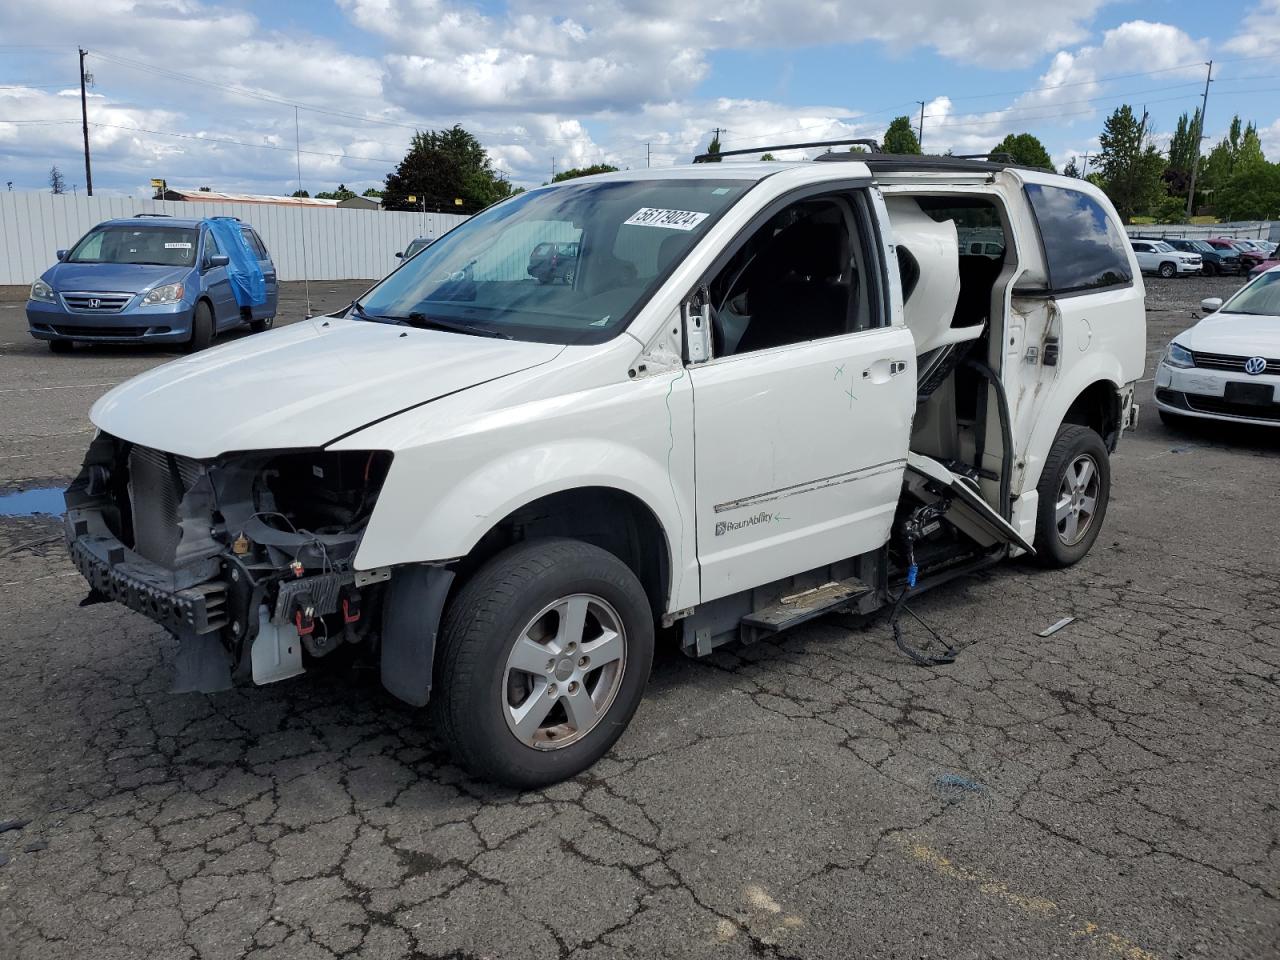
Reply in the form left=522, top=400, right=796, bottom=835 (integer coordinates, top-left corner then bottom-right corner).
left=1155, top=269, right=1280, bottom=427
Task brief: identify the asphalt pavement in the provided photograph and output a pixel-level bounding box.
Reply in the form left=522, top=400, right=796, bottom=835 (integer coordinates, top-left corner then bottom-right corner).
left=0, top=276, right=1276, bottom=960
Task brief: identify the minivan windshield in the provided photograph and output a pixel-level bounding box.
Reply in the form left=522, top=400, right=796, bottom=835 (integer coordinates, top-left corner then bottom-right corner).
left=357, top=178, right=753, bottom=344
left=66, top=225, right=199, bottom=267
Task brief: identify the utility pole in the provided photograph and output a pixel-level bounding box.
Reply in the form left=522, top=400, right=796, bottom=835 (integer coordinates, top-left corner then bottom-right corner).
left=917, top=101, right=926, bottom=150
left=1185, top=60, right=1213, bottom=220
left=78, top=47, right=93, bottom=196
left=1081, top=151, right=1091, bottom=177
left=646, top=142, right=650, bottom=168
left=294, top=106, right=312, bottom=316
left=551, top=156, right=556, bottom=181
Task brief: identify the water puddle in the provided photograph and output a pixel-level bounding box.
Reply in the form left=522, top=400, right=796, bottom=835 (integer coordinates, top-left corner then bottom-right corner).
left=0, top=487, right=65, bottom=517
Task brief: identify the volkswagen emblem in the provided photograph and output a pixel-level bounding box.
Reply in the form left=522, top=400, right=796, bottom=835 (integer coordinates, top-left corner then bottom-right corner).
left=1244, top=356, right=1268, bottom=375
left=87, top=297, right=101, bottom=309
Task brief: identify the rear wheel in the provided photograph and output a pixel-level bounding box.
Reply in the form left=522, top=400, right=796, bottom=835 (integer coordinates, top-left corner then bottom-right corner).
left=250, top=315, right=274, bottom=333
left=186, top=301, right=214, bottom=352
left=1158, top=262, right=1177, bottom=279
left=433, top=538, right=654, bottom=788
left=48, top=339, right=73, bottom=354
left=1033, top=424, right=1110, bottom=568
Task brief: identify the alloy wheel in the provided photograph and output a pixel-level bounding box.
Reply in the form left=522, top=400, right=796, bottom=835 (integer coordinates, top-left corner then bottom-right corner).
left=502, top=594, right=626, bottom=750
left=1055, top=453, right=1100, bottom=546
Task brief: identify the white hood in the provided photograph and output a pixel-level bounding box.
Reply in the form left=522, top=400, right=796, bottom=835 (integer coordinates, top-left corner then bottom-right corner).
left=1176, top=310, right=1280, bottom=356
left=91, top=317, right=564, bottom=458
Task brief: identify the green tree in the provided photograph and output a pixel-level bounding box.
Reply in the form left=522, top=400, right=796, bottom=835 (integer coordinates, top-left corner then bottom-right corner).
left=551, top=164, right=619, bottom=182
left=1097, top=105, right=1166, bottom=222
left=1215, top=162, right=1280, bottom=221
left=759, top=153, right=776, bottom=161
left=291, top=189, right=310, bottom=198
left=991, top=132, right=1054, bottom=170
left=361, top=187, right=384, bottom=197
left=315, top=183, right=358, bottom=201
left=382, top=125, right=514, bottom=213
left=1063, top=157, right=1081, bottom=178
left=883, top=116, right=921, bottom=154
left=703, top=131, right=722, bottom=162
left=48, top=165, right=65, bottom=194
left=198, top=185, right=212, bottom=192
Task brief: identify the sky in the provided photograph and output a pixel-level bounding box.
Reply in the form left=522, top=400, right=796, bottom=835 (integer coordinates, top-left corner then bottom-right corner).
left=2, top=1, right=1280, bottom=197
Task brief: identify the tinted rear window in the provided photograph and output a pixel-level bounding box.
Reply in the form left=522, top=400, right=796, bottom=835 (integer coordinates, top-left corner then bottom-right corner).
left=1025, top=184, right=1132, bottom=293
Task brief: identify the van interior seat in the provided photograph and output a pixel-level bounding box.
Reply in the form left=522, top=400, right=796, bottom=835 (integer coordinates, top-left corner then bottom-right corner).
left=734, top=219, right=855, bottom=353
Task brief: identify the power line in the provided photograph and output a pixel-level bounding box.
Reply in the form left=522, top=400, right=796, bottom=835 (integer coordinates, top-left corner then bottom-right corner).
left=84, top=120, right=404, bottom=165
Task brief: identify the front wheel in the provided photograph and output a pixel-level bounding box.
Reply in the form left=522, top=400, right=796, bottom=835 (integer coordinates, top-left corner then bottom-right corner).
left=250, top=315, right=274, bottom=333
left=1158, top=262, right=1177, bottom=279
left=1203, top=262, right=1217, bottom=277
left=186, top=300, right=214, bottom=352
left=433, top=539, right=654, bottom=788
left=1033, top=424, right=1111, bottom=568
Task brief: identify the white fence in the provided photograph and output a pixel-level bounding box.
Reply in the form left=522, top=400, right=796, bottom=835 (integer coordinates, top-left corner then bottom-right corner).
left=1124, top=221, right=1280, bottom=242
left=0, top=192, right=469, bottom=286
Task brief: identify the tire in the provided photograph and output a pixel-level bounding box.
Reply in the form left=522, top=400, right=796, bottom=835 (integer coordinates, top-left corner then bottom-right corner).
left=433, top=538, right=654, bottom=788
left=48, top=339, right=73, bottom=354
left=1203, top=262, right=1217, bottom=277
left=186, top=300, right=214, bottom=353
left=1033, top=424, right=1111, bottom=568
left=1158, top=262, right=1177, bottom=279
left=562, top=268, right=575, bottom=285
left=250, top=315, right=274, bottom=333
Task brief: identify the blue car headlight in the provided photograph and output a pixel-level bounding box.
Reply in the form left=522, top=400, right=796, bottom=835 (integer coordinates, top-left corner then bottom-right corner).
left=30, top=278, right=55, bottom=303
left=142, top=282, right=185, bottom=305
left=1164, top=342, right=1195, bottom=368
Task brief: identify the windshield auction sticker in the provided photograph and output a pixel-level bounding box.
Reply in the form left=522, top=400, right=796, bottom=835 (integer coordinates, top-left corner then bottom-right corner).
left=623, top=208, right=709, bottom=231
left=164, top=242, right=192, bottom=249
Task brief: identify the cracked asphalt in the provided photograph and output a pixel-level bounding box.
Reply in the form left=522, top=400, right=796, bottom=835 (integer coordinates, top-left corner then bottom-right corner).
left=1, top=276, right=1277, bottom=959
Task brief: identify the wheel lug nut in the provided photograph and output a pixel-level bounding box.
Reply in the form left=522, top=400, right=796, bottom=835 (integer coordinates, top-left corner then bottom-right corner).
left=547, top=683, right=558, bottom=697
left=565, top=641, right=577, bottom=653
left=568, top=681, right=579, bottom=693
left=578, top=656, right=589, bottom=668
left=547, top=659, right=556, bottom=672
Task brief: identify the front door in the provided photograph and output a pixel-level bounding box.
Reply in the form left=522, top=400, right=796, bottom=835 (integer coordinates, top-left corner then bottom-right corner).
left=201, top=229, right=238, bottom=326
left=688, top=190, right=916, bottom=601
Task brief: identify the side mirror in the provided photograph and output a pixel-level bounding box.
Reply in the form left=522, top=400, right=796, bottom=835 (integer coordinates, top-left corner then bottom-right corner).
left=55, top=249, right=68, bottom=261
left=395, top=251, right=404, bottom=259
left=206, top=254, right=230, bottom=269
left=682, top=295, right=712, bottom=364
left=1200, top=297, right=1222, bottom=313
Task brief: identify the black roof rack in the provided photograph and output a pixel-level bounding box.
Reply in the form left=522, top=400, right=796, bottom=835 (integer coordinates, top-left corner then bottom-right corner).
left=817, top=152, right=1052, bottom=174
left=693, top=138, right=882, bottom=163
left=133, top=213, right=172, bottom=218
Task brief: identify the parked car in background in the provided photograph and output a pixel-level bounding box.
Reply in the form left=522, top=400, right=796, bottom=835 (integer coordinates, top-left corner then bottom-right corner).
left=1211, top=238, right=1267, bottom=273
left=1130, top=239, right=1201, bottom=278
left=1156, top=267, right=1280, bottom=427
left=26, top=215, right=277, bottom=353
left=395, top=236, right=435, bottom=261
left=1159, top=237, right=1241, bottom=275
left=1248, top=256, right=1280, bottom=277
left=526, top=240, right=580, bottom=283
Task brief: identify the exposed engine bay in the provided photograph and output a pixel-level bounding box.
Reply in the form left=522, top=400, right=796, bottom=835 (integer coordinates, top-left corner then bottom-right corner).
left=64, top=431, right=392, bottom=691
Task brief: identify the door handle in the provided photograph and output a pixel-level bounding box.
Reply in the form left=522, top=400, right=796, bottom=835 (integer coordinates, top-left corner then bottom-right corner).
left=862, top=359, right=909, bottom=382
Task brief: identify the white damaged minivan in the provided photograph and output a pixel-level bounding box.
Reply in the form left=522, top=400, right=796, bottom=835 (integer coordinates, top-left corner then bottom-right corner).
left=65, top=143, right=1145, bottom=785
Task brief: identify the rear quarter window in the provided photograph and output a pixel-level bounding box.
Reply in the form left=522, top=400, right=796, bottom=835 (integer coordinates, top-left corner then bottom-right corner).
left=1025, top=183, right=1133, bottom=293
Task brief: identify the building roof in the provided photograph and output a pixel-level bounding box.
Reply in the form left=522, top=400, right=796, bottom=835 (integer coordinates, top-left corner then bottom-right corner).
left=159, top=188, right=340, bottom=207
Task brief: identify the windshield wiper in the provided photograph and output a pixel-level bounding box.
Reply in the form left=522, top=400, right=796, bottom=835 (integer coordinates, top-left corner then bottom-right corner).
left=403, top=312, right=512, bottom=339
left=347, top=300, right=405, bottom=325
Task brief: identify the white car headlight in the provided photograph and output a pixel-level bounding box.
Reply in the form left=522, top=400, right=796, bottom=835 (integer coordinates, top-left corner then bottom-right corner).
left=142, top=282, right=184, bottom=305
left=29, top=278, right=55, bottom=303
left=1164, top=342, right=1195, bottom=369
